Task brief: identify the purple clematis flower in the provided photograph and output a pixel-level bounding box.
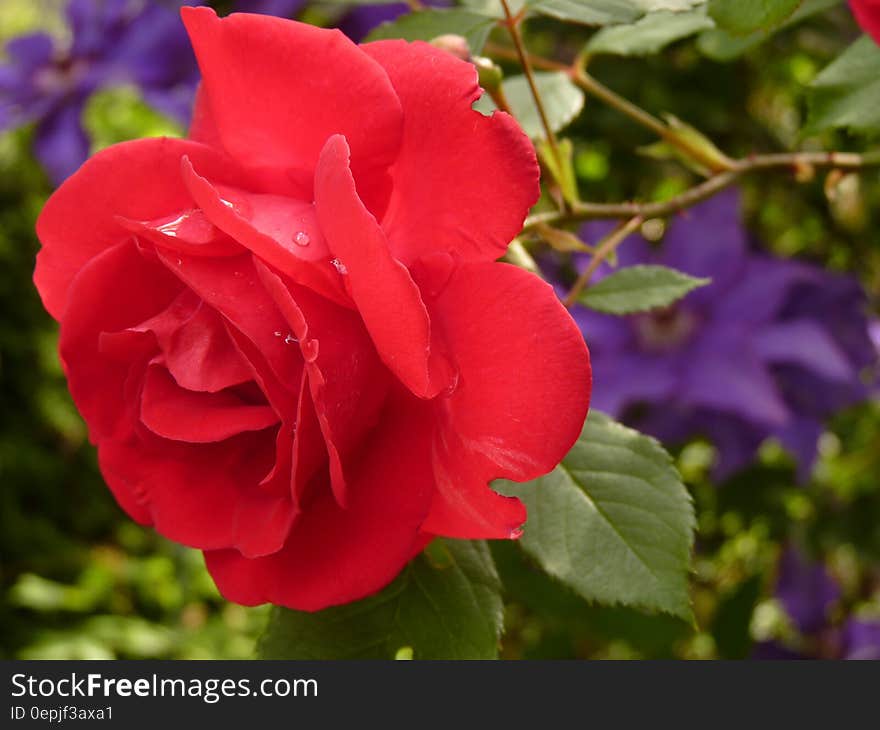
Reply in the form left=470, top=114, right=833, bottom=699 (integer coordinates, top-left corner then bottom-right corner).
left=0, top=0, right=201, bottom=184
left=559, top=190, right=878, bottom=481
left=756, top=546, right=880, bottom=660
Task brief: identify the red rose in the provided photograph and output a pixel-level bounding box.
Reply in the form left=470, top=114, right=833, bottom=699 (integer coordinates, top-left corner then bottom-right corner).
left=852, top=0, right=880, bottom=43
left=34, top=7, right=591, bottom=610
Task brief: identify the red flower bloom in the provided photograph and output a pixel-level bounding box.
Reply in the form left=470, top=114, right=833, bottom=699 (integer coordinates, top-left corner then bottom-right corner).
left=34, top=7, right=591, bottom=610
left=852, top=0, right=880, bottom=43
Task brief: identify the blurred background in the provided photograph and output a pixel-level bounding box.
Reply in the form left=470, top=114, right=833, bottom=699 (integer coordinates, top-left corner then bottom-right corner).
left=1, top=0, right=878, bottom=659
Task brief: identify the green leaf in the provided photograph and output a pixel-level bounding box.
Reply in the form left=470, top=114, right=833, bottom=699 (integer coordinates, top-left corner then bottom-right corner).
left=474, top=71, right=585, bottom=139
left=579, top=264, right=710, bottom=314
left=587, top=8, right=714, bottom=55
left=496, top=411, right=696, bottom=620
left=258, top=539, right=503, bottom=659
left=707, top=0, right=802, bottom=35
left=537, top=137, right=580, bottom=204
left=529, top=0, right=705, bottom=27
left=805, top=35, right=880, bottom=136
left=459, top=0, right=527, bottom=19
left=364, top=9, right=496, bottom=53
left=698, top=0, right=838, bottom=60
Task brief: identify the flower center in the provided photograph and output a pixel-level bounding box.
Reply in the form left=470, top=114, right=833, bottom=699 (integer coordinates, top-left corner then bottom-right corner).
left=633, top=305, right=699, bottom=352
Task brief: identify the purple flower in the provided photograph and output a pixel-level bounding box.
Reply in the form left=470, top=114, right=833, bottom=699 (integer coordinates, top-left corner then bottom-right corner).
left=339, top=4, right=412, bottom=42
left=776, top=546, right=840, bottom=635
left=0, top=0, right=201, bottom=184
left=756, top=546, right=880, bottom=660
left=561, top=190, right=877, bottom=481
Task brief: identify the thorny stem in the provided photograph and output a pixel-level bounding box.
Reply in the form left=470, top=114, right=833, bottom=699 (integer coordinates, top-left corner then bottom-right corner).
left=563, top=216, right=644, bottom=307
left=497, top=0, right=568, bottom=205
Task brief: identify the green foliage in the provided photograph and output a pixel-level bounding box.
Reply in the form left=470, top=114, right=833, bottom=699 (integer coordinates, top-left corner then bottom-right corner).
left=475, top=71, right=585, bottom=139
left=529, top=0, right=705, bottom=27
left=586, top=8, right=715, bottom=56
left=497, top=412, right=696, bottom=620
left=364, top=8, right=496, bottom=52
left=697, top=0, right=840, bottom=61
left=259, top=540, right=503, bottom=659
left=707, top=0, right=803, bottom=36
left=805, top=36, right=880, bottom=136
left=579, top=264, right=710, bottom=314
left=83, top=87, right=183, bottom=153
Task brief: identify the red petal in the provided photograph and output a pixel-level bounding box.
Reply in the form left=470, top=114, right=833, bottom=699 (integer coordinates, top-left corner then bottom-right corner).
left=255, top=260, right=391, bottom=507
left=116, top=208, right=244, bottom=258
left=852, top=0, right=880, bottom=44
left=314, top=135, right=453, bottom=398
left=60, top=240, right=182, bottom=441
left=180, top=7, right=402, bottom=187
left=132, top=289, right=253, bottom=393
left=420, top=262, right=591, bottom=539
left=362, top=40, right=540, bottom=265
left=153, top=250, right=303, bottom=403
left=188, top=83, right=223, bottom=149
left=101, top=427, right=294, bottom=558
left=140, top=365, right=278, bottom=443
left=181, top=157, right=349, bottom=306
left=203, top=395, right=435, bottom=610
left=35, top=137, right=237, bottom=319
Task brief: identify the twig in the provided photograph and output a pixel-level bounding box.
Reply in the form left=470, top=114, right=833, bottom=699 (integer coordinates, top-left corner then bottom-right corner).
left=524, top=150, right=880, bottom=228
left=497, top=0, right=567, bottom=196
left=564, top=216, right=643, bottom=307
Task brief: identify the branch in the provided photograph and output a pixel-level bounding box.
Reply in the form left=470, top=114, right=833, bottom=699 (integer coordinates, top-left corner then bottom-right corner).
left=495, top=3, right=567, bottom=196
left=563, top=216, right=644, bottom=307
left=525, top=151, right=880, bottom=228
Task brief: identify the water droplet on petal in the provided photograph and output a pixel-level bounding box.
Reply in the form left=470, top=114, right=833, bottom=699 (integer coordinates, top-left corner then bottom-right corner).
left=509, top=526, right=524, bottom=540
left=330, top=257, right=348, bottom=275
left=302, top=339, right=320, bottom=362
left=273, top=331, right=282, bottom=338
left=284, top=334, right=298, bottom=345
left=176, top=258, right=183, bottom=267
left=293, top=231, right=311, bottom=247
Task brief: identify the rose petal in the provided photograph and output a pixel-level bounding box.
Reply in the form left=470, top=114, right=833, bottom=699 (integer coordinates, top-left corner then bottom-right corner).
left=362, top=40, right=540, bottom=265
left=116, top=208, right=244, bottom=258
left=140, top=365, right=279, bottom=443
left=255, top=260, right=391, bottom=507
left=100, top=427, right=295, bottom=558
left=181, top=156, right=349, bottom=306
left=314, top=134, right=453, bottom=398
left=153, top=250, right=303, bottom=401
left=130, top=288, right=253, bottom=393
left=204, top=395, right=435, bottom=610
left=419, top=261, right=591, bottom=539
left=181, top=7, right=403, bottom=188
left=60, top=240, right=182, bottom=441
left=35, top=137, right=238, bottom=319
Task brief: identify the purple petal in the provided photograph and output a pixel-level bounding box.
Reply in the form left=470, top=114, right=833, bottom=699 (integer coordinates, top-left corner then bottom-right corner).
left=678, top=347, right=791, bottom=427
left=841, top=620, right=880, bottom=660
left=714, top=257, right=818, bottom=326
left=774, top=417, right=823, bottom=483
left=34, top=103, right=90, bottom=185
left=754, top=319, right=855, bottom=382
left=233, top=0, right=305, bottom=14
left=339, top=4, right=411, bottom=42
left=590, top=355, right=678, bottom=417
left=775, top=547, right=840, bottom=635
left=5, top=33, right=54, bottom=69
left=659, top=188, right=748, bottom=302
